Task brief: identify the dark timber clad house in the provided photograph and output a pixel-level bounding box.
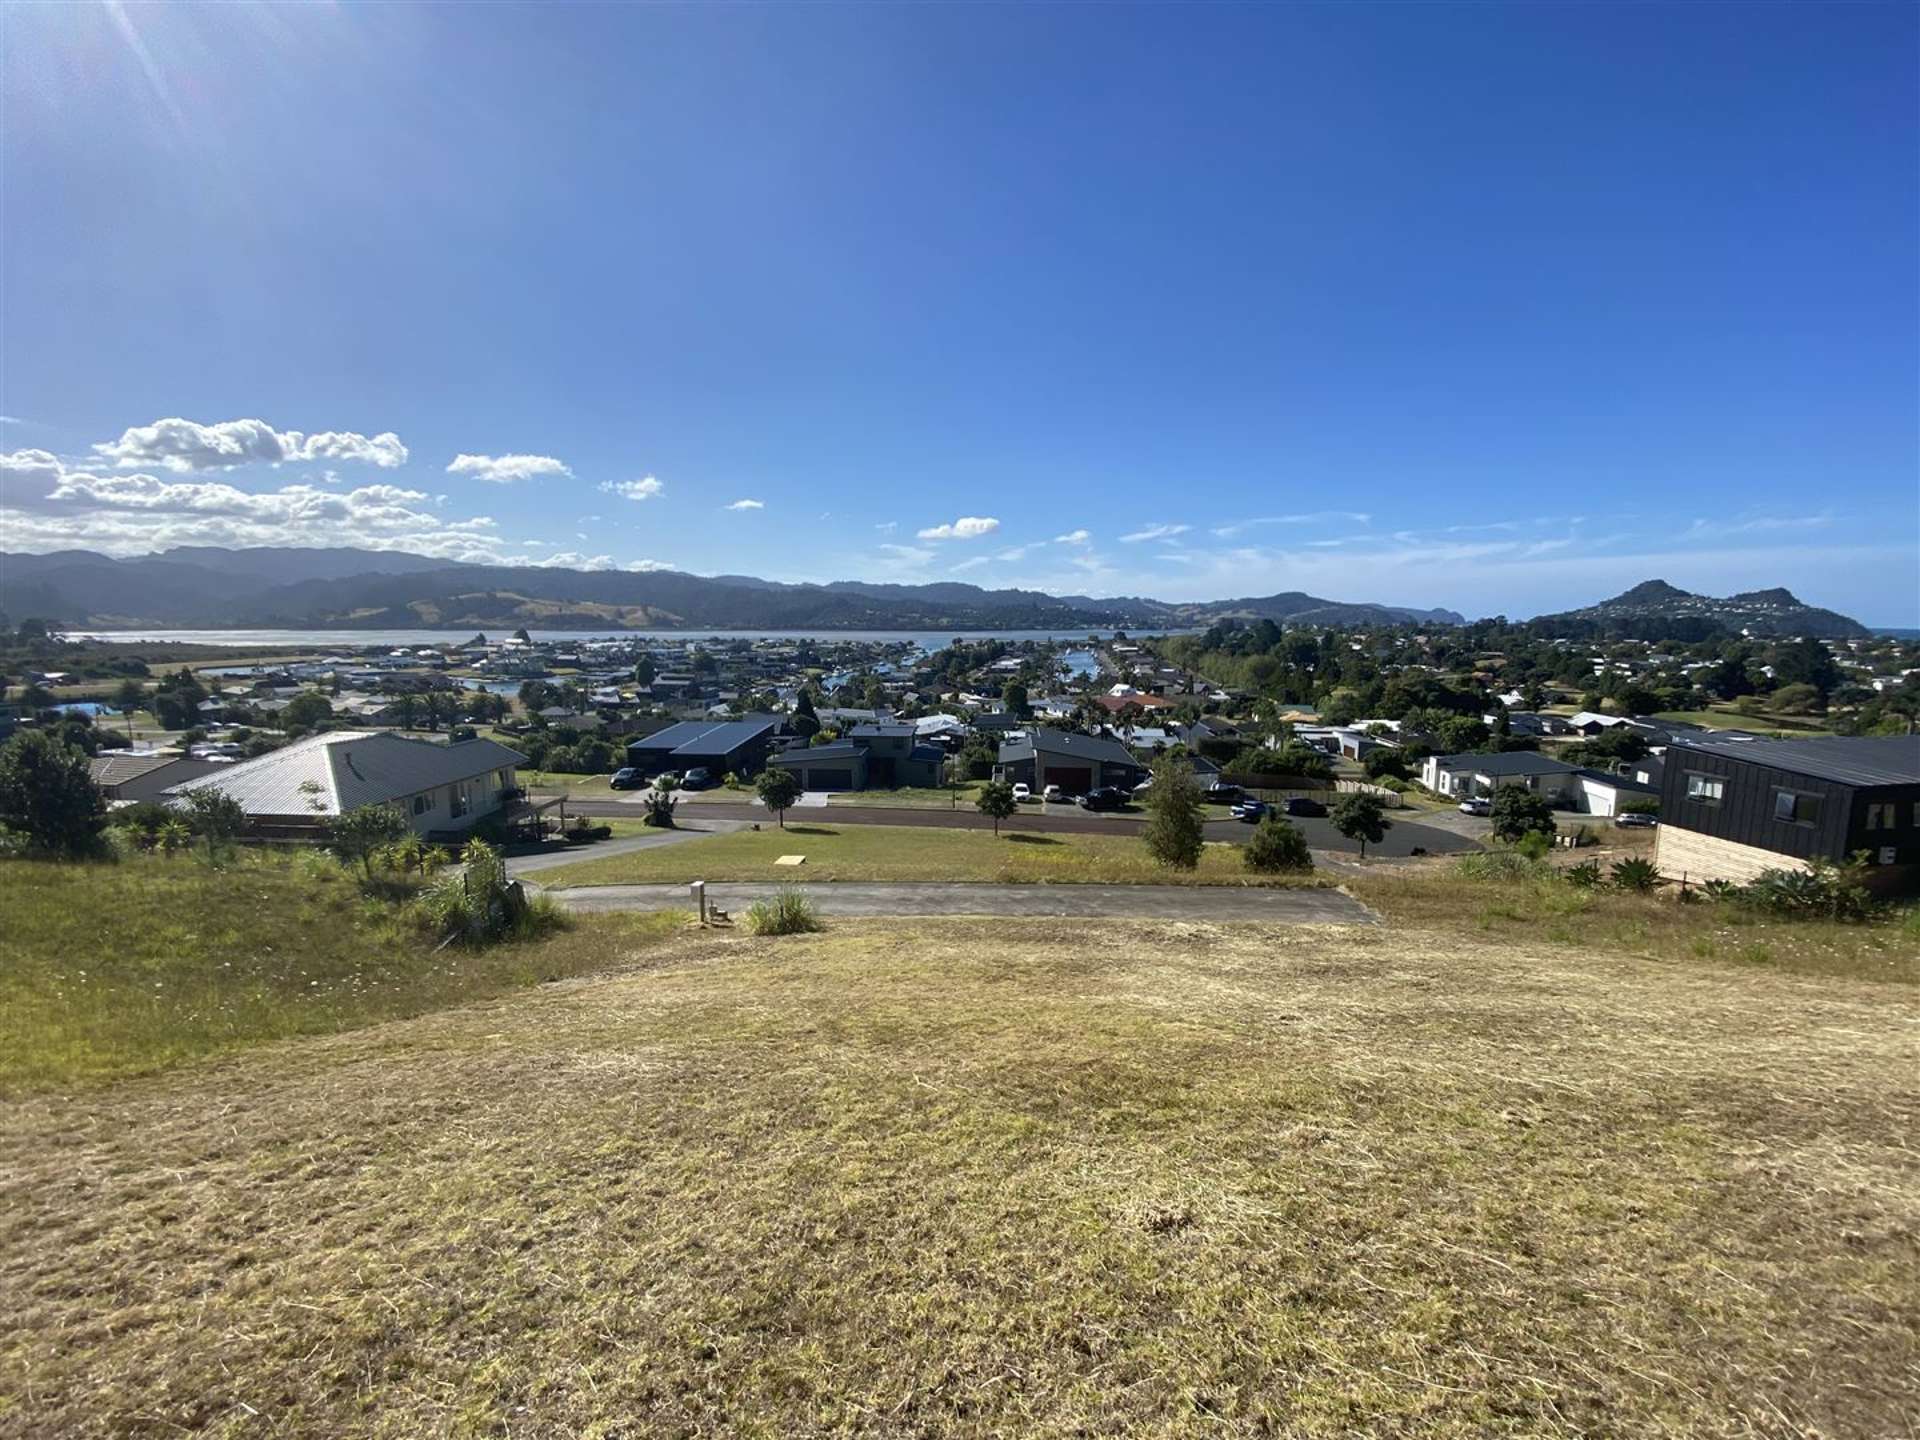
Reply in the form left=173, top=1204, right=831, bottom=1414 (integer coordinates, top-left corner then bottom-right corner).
left=625, top=715, right=787, bottom=778
left=1653, top=736, right=1920, bottom=892
left=767, top=723, right=944, bottom=792
left=996, top=727, right=1146, bottom=795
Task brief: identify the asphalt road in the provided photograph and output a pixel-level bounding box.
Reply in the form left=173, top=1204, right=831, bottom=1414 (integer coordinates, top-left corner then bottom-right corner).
left=544, top=880, right=1378, bottom=924
left=558, top=797, right=1480, bottom=857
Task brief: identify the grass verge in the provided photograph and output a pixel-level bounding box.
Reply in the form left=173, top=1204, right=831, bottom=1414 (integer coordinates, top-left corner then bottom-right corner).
left=0, top=854, right=686, bottom=1091
left=1348, top=857, right=1919, bottom=984
left=0, top=918, right=1912, bottom=1436
left=532, top=821, right=1317, bottom=888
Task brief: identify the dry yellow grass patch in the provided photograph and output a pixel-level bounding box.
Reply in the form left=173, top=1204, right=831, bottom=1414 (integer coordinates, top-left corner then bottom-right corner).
left=1, top=919, right=1915, bottom=1438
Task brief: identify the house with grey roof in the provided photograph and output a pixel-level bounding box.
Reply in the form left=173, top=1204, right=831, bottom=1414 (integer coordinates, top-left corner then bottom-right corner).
left=767, top=723, right=944, bottom=792
left=1419, top=750, right=1581, bottom=803
left=624, top=715, right=787, bottom=778
left=165, top=731, right=527, bottom=838
left=89, top=752, right=224, bottom=804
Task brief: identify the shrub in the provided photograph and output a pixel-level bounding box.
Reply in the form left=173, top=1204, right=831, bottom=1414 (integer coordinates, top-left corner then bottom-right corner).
left=641, top=790, right=678, bottom=828
left=756, top=768, right=802, bottom=827
left=324, top=804, right=411, bottom=879
left=1455, top=850, right=1546, bottom=882
left=1243, top=816, right=1313, bottom=873
left=1490, top=787, right=1557, bottom=844
left=1738, top=859, right=1874, bottom=922
left=1621, top=797, right=1661, bottom=816
left=414, top=837, right=567, bottom=946
left=1143, top=756, right=1205, bottom=870
left=1514, top=830, right=1552, bottom=861
left=744, top=887, right=821, bottom=936
left=1564, top=859, right=1603, bottom=888
left=975, top=780, right=1017, bottom=836
left=1610, top=857, right=1659, bottom=893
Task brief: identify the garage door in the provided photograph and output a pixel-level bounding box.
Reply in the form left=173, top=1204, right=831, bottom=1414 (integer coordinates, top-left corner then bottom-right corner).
left=806, top=768, right=854, bottom=791
left=1042, top=765, right=1093, bottom=793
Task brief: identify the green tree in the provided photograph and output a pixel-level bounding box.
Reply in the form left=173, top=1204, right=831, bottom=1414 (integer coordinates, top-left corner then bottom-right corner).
left=1244, top=816, right=1313, bottom=873
left=0, top=730, right=106, bottom=857
left=1361, top=747, right=1410, bottom=781
left=1771, top=682, right=1823, bottom=715
left=791, top=687, right=821, bottom=738
left=324, top=804, right=411, bottom=880
left=1489, top=786, right=1558, bottom=843
left=755, top=768, right=802, bottom=828
left=181, top=786, right=247, bottom=857
left=1330, top=791, right=1391, bottom=860
left=1142, top=756, right=1205, bottom=870
left=283, top=691, right=334, bottom=732
left=1003, top=681, right=1030, bottom=719
left=975, top=780, right=1017, bottom=836
left=633, top=654, right=658, bottom=687
left=113, top=678, right=146, bottom=712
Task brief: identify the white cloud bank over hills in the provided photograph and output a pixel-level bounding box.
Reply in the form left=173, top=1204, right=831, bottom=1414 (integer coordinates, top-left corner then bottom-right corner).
left=95, top=418, right=407, bottom=472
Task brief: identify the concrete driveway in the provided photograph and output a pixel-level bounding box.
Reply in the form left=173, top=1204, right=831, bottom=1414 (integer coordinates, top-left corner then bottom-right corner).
left=504, top=820, right=749, bottom=876
left=542, top=880, right=1377, bottom=924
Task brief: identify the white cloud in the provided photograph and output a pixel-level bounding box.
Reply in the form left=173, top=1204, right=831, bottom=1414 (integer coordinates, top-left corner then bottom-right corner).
left=1053, top=528, right=1091, bottom=545
left=724, top=498, right=765, bottom=511
left=995, top=543, right=1039, bottom=562
left=950, top=556, right=991, bottom=573
left=531, top=552, right=615, bottom=571
left=1119, top=522, right=1190, bottom=543
left=1210, top=512, right=1371, bottom=539
left=874, top=521, right=898, bottom=534
left=598, top=476, right=664, bottom=502
left=95, top=418, right=407, bottom=472
left=916, top=515, right=1000, bottom=541
left=626, top=559, right=675, bottom=572
left=449, top=452, right=573, bottom=484
left=876, top=542, right=935, bottom=570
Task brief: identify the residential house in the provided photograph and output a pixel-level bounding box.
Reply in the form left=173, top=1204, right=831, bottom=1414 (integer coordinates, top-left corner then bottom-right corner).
left=996, top=728, right=1147, bottom=795
left=625, top=715, right=787, bottom=778
left=1653, top=736, right=1920, bottom=891
left=1421, top=750, right=1581, bottom=803
left=768, top=723, right=945, bottom=792
left=164, top=731, right=527, bottom=838
left=89, top=752, right=224, bottom=803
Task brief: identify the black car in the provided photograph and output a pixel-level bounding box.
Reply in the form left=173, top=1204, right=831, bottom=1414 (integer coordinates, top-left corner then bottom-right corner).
left=609, top=767, right=644, bottom=790
left=680, top=767, right=717, bottom=790
left=1205, top=782, right=1243, bottom=802
left=1079, top=786, right=1128, bottom=811
left=1281, top=797, right=1326, bottom=818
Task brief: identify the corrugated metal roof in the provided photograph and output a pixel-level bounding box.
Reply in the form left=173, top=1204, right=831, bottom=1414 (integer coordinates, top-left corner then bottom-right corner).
left=1666, top=736, right=1920, bottom=787
left=165, top=732, right=526, bottom=816
left=90, top=753, right=177, bottom=786
left=1434, top=751, right=1577, bottom=777
left=999, top=727, right=1140, bottom=769
left=628, top=716, right=780, bottom=756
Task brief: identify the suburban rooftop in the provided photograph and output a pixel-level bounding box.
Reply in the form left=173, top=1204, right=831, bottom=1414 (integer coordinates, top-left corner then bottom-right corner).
left=1664, top=735, right=1920, bottom=788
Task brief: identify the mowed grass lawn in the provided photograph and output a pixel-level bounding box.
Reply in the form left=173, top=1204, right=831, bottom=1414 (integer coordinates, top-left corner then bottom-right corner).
left=1, top=917, right=1914, bottom=1437
left=535, top=821, right=1308, bottom=888
left=0, top=855, right=684, bottom=1091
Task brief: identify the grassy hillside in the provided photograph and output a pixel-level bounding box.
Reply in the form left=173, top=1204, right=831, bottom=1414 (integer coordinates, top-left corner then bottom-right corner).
left=1, top=918, right=1913, bottom=1437
left=0, top=855, right=684, bottom=1091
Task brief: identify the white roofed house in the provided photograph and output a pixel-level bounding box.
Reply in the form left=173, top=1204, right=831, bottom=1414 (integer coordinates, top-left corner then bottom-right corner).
left=165, top=731, right=528, bottom=841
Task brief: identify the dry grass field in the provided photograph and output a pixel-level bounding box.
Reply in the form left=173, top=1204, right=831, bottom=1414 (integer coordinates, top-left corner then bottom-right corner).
left=2, top=913, right=1915, bottom=1438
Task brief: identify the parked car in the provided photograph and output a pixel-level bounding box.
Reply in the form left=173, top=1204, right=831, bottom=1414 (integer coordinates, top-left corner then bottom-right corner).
left=1458, top=797, right=1492, bottom=816
left=1232, top=799, right=1270, bottom=823
left=1079, top=786, right=1128, bottom=811
left=609, top=767, right=643, bottom=790
left=1011, top=783, right=1033, bottom=802
left=1615, top=811, right=1659, bottom=828
left=1042, top=784, right=1065, bottom=804
left=1205, top=782, right=1243, bottom=802
left=681, top=767, right=717, bottom=790
left=1281, top=797, right=1326, bottom=818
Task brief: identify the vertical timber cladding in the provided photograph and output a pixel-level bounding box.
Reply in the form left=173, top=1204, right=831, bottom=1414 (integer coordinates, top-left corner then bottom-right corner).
left=1659, top=744, right=1854, bottom=864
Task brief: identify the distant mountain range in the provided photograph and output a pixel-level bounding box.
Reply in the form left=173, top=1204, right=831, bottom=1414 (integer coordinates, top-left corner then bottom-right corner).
left=0, top=547, right=1464, bottom=632
left=1530, top=579, right=1870, bottom=640
left=0, top=549, right=1868, bottom=639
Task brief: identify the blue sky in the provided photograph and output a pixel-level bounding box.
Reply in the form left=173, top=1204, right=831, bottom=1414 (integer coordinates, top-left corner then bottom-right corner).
left=3, top=2, right=1915, bottom=622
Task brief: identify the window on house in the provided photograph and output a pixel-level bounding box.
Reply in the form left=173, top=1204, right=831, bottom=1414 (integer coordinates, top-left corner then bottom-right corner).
left=1864, top=802, right=1899, bottom=830
left=1773, top=790, right=1820, bottom=825
left=450, top=785, right=469, bottom=819
left=1685, top=773, right=1724, bottom=806
left=412, top=794, right=429, bottom=817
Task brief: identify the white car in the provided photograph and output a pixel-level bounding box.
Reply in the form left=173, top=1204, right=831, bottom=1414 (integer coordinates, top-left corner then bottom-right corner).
left=1042, top=784, right=1065, bottom=804
left=1011, top=783, right=1032, bottom=802
left=1458, top=797, right=1492, bottom=816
